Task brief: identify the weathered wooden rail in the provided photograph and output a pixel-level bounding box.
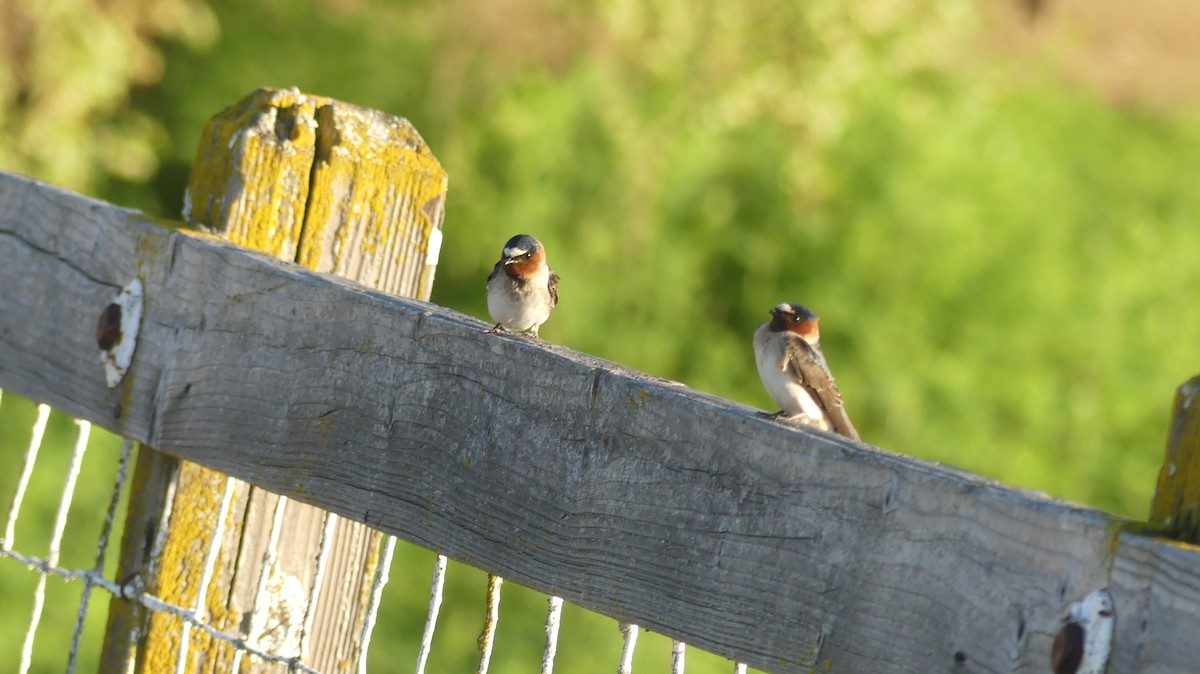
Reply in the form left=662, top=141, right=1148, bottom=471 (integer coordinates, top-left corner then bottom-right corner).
left=2, top=169, right=1199, bottom=671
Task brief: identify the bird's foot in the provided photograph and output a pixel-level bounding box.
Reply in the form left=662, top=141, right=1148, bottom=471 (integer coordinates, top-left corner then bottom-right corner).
left=757, top=410, right=788, bottom=421
left=484, top=324, right=505, bottom=335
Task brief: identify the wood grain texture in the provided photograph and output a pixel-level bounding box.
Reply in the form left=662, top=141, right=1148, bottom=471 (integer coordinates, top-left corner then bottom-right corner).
left=1111, top=533, right=1200, bottom=672
left=300, top=99, right=447, bottom=296
left=2, top=169, right=1198, bottom=673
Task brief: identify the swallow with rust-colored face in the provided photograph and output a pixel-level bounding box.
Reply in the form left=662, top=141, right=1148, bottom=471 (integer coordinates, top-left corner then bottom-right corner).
left=752, top=303, right=860, bottom=440
left=1051, top=589, right=1115, bottom=674
left=485, top=234, right=559, bottom=339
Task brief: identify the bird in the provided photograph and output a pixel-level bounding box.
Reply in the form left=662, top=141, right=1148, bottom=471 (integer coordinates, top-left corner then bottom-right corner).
left=1050, top=589, right=1115, bottom=674
left=753, top=302, right=860, bottom=440
left=485, top=234, right=559, bottom=339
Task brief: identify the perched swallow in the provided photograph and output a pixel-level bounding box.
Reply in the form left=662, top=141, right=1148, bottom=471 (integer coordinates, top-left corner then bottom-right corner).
left=1051, top=589, right=1115, bottom=674
left=753, top=303, right=860, bottom=440
left=486, top=234, right=559, bottom=339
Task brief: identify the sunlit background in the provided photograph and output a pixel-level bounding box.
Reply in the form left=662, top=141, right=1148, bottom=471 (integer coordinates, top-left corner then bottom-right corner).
left=2, top=0, right=1198, bottom=671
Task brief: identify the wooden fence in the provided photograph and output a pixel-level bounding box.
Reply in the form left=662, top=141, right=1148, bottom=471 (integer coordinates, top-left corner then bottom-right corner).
left=2, top=89, right=1200, bottom=673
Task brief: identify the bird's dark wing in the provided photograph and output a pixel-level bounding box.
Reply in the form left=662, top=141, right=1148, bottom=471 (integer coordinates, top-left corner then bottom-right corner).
left=1050, top=622, right=1083, bottom=674
left=547, top=270, right=560, bottom=307
left=785, top=337, right=861, bottom=441
left=487, top=261, right=503, bottom=285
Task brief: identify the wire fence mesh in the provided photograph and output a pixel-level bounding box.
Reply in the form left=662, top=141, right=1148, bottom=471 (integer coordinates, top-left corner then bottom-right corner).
left=0, top=395, right=333, bottom=674
left=0, top=390, right=756, bottom=674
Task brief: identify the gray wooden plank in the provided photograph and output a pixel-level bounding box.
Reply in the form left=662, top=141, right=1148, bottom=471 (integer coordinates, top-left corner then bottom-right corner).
left=1111, top=533, right=1200, bottom=673
left=0, top=169, right=1195, bottom=673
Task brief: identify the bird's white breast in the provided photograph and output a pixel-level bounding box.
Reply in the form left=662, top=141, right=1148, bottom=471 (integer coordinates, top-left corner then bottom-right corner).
left=753, top=324, right=830, bottom=429
left=487, top=265, right=553, bottom=332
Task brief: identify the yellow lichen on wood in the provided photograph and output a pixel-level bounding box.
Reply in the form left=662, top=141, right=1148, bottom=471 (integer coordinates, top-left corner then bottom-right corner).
left=1149, top=374, right=1200, bottom=542
left=184, top=87, right=319, bottom=258
left=98, top=448, right=175, bottom=673
left=141, top=469, right=238, bottom=673
left=183, top=86, right=448, bottom=296
left=298, top=100, right=448, bottom=297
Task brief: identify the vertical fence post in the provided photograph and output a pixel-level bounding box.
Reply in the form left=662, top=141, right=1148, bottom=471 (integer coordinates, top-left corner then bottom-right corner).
left=99, top=87, right=447, bottom=673
left=1149, top=374, right=1200, bottom=542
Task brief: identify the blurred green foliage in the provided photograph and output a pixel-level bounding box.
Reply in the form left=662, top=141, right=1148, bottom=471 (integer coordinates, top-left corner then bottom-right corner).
left=0, top=397, right=130, bottom=673
left=0, top=0, right=216, bottom=190
left=3, top=0, right=1200, bottom=671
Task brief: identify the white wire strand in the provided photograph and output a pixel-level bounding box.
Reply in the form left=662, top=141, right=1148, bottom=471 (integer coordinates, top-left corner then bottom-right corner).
left=18, top=418, right=90, bottom=674
left=174, top=477, right=236, bottom=674
left=3, top=403, right=52, bottom=548
left=66, top=437, right=134, bottom=673
left=671, top=640, right=686, bottom=674
left=540, top=595, right=564, bottom=674
left=618, top=622, right=639, bottom=674
left=414, top=553, right=447, bottom=674
left=476, top=574, right=504, bottom=674
left=356, top=534, right=397, bottom=674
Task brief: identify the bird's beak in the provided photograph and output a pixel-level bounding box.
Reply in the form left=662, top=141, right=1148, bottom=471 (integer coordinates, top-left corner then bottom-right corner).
left=503, top=258, right=517, bottom=265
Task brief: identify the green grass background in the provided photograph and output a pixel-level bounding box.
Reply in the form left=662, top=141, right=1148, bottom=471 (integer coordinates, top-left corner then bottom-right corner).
left=2, top=0, right=1199, bottom=671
